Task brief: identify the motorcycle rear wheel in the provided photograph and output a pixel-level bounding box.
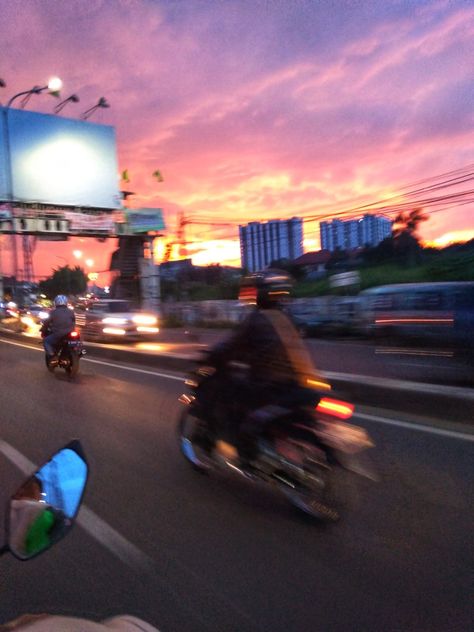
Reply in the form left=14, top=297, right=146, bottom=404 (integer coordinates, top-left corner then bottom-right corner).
left=65, top=352, right=80, bottom=378
left=284, top=486, right=340, bottom=521
left=275, top=439, right=342, bottom=521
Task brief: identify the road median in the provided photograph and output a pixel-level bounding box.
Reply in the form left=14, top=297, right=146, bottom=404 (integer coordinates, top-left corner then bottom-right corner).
left=1, top=326, right=472, bottom=424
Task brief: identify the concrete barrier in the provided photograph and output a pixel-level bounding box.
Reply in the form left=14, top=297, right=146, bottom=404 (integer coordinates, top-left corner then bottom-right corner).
left=1, top=326, right=472, bottom=425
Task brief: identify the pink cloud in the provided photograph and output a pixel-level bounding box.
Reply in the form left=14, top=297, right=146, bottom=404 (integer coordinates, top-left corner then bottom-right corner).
left=1, top=0, right=473, bottom=275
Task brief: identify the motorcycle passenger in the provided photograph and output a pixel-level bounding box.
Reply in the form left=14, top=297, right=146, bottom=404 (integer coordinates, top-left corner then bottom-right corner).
left=42, top=295, right=76, bottom=365
left=203, top=269, right=330, bottom=467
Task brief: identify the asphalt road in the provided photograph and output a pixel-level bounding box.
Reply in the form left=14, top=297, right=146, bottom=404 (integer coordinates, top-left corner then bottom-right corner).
left=0, top=338, right=473, bottom=632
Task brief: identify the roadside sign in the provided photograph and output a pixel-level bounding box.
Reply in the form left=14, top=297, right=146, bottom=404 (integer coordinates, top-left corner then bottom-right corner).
left=330, top=271, right=360, bottom=288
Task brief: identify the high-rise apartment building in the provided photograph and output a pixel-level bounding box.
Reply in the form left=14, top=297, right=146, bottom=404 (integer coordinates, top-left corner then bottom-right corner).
left=239, top=217, right=304, bottom=272
left=320, top=214, right=392, bottom=251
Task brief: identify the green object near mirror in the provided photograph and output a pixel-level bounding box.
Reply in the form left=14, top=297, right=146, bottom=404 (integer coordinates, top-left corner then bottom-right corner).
left=7, top=440, right=88, bottom=560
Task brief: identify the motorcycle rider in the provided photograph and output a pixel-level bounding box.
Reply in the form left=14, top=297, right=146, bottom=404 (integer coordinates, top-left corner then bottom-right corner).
left=202, top=269, right=330, bottom=467
left=41, top=295, right=76, bottom=365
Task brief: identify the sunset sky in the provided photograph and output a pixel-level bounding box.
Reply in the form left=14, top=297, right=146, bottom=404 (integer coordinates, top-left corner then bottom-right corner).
left=1, top=0, right=474, bottom=281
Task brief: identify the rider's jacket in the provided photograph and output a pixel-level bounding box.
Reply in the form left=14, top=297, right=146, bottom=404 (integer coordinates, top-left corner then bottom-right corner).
left=208, top=307, right=329, bottom=391
left=45, top=305, right=75, bottom=336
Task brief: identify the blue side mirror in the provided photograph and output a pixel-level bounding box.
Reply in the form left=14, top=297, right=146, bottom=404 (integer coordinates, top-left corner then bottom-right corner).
left=5, top=440, right=88, bottom=560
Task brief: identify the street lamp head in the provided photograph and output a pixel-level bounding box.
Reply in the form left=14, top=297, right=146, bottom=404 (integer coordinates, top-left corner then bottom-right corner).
left=81, top=97, right=111, bottom=120
left=0, top=78, right=6, bottom=88
left=47, top=76, right=63, bottom=96
left=8, top=76, right=63, bottom=108
left=54, top=93, right=80, bottom=114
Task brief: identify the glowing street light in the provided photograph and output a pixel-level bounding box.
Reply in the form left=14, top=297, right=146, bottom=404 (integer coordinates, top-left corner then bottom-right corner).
left=47, top=76, right=63, bottom=95
left=8, top=76, right=63, bottom=109
left=85, top=258, right=94, bottom=267
left=73, top=250, right=83, bottom=259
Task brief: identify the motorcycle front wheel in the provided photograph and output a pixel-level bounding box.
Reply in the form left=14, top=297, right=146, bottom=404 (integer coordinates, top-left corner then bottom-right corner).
left=45, top=354, right=55, bottom=373
left=178, top=410, right=212, bottom=471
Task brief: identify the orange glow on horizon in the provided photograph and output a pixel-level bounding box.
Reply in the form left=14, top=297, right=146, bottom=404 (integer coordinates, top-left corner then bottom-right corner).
left=423, top=229, right=474, bottom=248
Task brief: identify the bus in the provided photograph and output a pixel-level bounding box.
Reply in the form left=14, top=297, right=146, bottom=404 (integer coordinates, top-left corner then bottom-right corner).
left=357, top=281, right=474, bottom=352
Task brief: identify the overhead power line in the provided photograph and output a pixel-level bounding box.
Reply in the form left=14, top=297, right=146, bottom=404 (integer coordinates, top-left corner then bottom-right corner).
left=172, top=162, right=474, bottom=247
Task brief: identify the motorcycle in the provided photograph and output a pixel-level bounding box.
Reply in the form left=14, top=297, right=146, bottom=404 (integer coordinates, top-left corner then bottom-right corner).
left=178, top=363, right=376, bottom=521
left=0, top=441, right=159, bottom=631
left=41, top=323, right=85, bottom=378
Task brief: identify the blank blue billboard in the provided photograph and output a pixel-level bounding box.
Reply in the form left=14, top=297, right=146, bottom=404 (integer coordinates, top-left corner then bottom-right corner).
left=0, top=108, right=121, bottom=209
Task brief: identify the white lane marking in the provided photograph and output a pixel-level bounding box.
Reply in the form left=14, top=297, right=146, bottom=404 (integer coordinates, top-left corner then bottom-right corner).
left=77, top=507, right=153, bottom=572
left=0, top=338, right=42, bottom=352
left=0, top=338, right=183, bottom=382
left=0, top=439, right=153, bottom=571
left=83, top=357, right=183, bottom=381
left=357, top=412, right=474, bottom=442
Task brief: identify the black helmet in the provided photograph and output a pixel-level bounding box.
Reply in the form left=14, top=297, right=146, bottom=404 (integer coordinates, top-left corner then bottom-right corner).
left=239, top=269, right=293, bottom=309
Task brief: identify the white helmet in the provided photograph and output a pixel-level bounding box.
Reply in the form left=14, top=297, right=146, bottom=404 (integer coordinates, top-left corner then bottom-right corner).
left=54, top=295, right=68, bottom=306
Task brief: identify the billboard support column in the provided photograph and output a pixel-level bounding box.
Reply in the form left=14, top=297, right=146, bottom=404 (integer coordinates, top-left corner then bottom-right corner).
left=139, top=238, right=161, bottom=313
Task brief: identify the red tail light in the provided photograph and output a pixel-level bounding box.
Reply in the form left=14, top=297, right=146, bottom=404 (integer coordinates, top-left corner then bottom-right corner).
left=316, top=397, right=354, bottom=420
left=69, top=330, right=79, bottom=338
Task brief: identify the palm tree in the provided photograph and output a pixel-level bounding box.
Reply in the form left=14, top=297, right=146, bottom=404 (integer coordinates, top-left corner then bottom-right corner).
left=392, top=208, right=428, bottom=265
left=392, top=208, right=428, bottom=240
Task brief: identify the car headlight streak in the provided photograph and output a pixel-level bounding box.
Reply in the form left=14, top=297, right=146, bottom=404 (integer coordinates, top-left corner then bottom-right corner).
left=102, top=317, right=128, bottom=325
left=132, top=314, right=157, bottom=325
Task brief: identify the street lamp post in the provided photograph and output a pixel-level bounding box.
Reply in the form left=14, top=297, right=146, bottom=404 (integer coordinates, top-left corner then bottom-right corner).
left=8, top=76, right=63, bottom=110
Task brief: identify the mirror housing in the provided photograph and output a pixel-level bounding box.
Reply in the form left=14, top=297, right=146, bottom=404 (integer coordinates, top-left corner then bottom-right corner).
left=5, top=440, right=88, bottom=561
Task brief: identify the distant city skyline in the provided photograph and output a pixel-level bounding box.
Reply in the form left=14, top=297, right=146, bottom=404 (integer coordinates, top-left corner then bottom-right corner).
left=320, top=214, right=392, bottom=252
left=239, top=218, right=303, bottom=272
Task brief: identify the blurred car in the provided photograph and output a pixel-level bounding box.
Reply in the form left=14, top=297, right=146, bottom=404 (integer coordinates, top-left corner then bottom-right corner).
left=288, top=308, right=332, bottom=338
left=17, top=304, right=50, bottom=335
left=289, top=297, right=361, bottom=338
left=74, top=299, right=159, bottom=341
left=23, top=304, right=50, bottom=322
left=3, top=301, right=20, bottom=318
